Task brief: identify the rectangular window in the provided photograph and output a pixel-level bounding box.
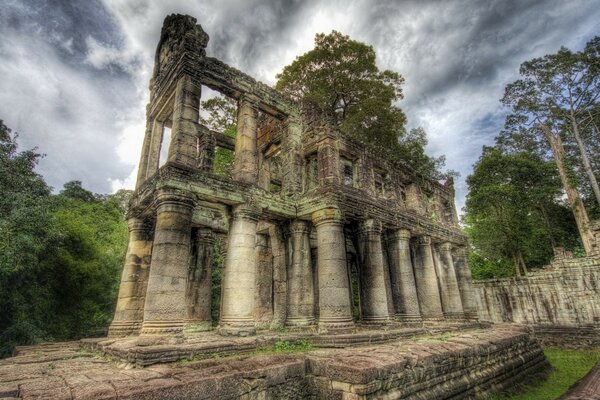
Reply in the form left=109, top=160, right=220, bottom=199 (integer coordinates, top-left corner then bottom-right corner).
left=374, top=170, right=387, bottom=196
left=158, top=126, right=172, bottom=167
left=341, top=158, right=356, bottom=187
left=213, top=146, right=234, bottom=177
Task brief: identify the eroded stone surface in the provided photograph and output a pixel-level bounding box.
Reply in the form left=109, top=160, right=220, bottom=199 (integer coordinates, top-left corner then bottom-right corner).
left=0, top=326, right=548, bottom=399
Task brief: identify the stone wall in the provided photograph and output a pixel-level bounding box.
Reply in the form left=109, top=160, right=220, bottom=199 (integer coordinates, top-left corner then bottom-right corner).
left=473, top=254, right=600, bottom=346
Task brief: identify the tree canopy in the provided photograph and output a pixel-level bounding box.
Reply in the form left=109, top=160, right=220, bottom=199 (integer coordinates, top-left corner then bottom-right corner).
left=275, top=30, right=448, bottom=179
left=0, top=120, right=128, bottom=357
left=466, top=36, right=600, bottom=278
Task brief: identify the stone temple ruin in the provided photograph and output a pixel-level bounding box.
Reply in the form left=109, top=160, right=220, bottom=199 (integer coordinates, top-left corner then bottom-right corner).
left=0, top=14, right=556, bottom=400
left=108, top=14, right=478, bottom=339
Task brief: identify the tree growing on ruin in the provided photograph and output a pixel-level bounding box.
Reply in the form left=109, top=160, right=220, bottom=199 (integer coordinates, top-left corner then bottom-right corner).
left=275, top=31, right=448, bottom=179
left=500, top=36, right=600, bottom=254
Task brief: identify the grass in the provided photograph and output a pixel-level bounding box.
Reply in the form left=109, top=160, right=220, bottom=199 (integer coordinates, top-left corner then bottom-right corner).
left=489, top=347, right=600, bottom=399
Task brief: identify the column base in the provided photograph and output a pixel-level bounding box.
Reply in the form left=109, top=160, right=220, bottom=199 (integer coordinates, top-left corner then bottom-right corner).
left=443, top=312, right=466, bottom=320
left=361, top=315, right=391, bottom=325
left=395, top=313, right=423, bottom=324
left=184, top=321, right=213, bottom=334
left=285, top=317, right=316, bottom=327
left=218, top=318, right=256, bottom=336
left=464, top=311, right=479, bottom=321
left=107, top=321, right=141, bottom=338
left=140, top=320, right=185, bottom=336
left=318, top=317, right=354, bottom=334
left=421, top=314, right=445, bottom=323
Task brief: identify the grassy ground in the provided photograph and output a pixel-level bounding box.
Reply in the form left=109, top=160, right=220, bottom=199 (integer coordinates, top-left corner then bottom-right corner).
left=490, top=347, right=600, bottom=399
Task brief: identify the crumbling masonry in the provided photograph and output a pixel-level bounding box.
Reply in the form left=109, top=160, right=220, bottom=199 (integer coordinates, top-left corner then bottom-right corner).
left=108, top=14, right=478, bottom=338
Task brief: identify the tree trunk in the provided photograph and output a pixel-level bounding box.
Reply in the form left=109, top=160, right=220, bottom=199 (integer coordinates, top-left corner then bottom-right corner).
left=571, top=116, right=600, bottom=207
left=540, top=125, right=594, bottom=254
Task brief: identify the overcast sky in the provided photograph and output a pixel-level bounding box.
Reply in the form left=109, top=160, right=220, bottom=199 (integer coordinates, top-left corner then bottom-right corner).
left=1, top=0, right=599, bottom=212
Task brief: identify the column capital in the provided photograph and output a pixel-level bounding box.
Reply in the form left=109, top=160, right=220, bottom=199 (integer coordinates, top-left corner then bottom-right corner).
left=155, top=189, right=196, bottom=210
left=440, top=242, right=453, bottom=251
left=312, top=208, right=343, bottom=227
left=390, top=228, right=411, bottom=241
left=416, top=235, right=431, bottom=245
left=289, top=219, right=310, bottom=235
left=358, top=219, right=382, bottom=235
left=194, top=227, right=214, bottom=243
left=127, top=217, right=153, bottom=233
left=232, top=203, right=261, bottom=221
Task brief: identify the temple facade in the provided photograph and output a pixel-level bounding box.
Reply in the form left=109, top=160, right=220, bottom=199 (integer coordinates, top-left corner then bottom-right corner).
left=108, top=14, right=477, bottom=338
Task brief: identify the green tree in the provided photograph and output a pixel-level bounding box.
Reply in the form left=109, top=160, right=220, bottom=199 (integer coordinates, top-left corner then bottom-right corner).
left=0, top=121, right=128, bottom=356
left=275, top=31, right=446, bottom=179
left=500, top=36, right=600, bottom=253
left=463, top=147, right=575, bottom=276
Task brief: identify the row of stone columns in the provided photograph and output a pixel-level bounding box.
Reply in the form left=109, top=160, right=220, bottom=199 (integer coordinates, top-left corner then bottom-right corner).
left=110, top=203, right=477, bottom=337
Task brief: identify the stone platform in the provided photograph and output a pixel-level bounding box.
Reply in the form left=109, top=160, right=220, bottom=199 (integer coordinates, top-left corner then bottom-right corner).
left=0, top=325, right=549, bottom=399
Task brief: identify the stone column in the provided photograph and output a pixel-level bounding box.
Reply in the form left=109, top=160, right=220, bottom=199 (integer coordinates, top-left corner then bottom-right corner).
left=282, top=114, right=302, bottom=194
left=436, top=242, right=465, bottom=320
left=136, top=118, right=154, bottom=188
left=413, top=236, right=444, bottom=321
left=109, top=218, right=153, bottom=337
left=387, top=229, right=422, bottom=323
left=453, top=246, right=479, bottom=320
left=219, top=204, right=260, bottom=336
left=312, top=208, right=354, bottom=333
left=269, top=224, right=287, bottom=329
left=286, top=220, right=315, bottom=326
left=168, top=75, right=201, bottom=168
left=145, top=119, right=165, bottom=178
left=254, top=234, right=273, bottom=328
left=232, top=96, right=258, bottom=184
left=185, top=228, right=214, bottom=332
left=141, top=191, right=195, bottom=335
left=356, top=219, right=390, bottom=323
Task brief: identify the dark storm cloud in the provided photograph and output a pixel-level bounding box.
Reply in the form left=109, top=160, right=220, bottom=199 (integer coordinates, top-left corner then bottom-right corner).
left=0, top=0, right=141, bottom=192
left=0, top=0, right=599, bottom=208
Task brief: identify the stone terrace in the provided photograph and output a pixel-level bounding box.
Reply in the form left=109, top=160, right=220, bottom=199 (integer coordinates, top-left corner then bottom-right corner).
left=0, top=326, right=548, bottom=400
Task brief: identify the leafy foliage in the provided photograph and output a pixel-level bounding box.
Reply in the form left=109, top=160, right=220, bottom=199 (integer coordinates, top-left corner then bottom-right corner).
left=464, top=147, right=578, bottom=277
left=0, top=120, right=128, bottom=357
left=276, top=31, right=447, bottom=179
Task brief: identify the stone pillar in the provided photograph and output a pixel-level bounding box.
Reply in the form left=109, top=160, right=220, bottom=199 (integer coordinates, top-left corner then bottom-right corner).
left=136, top=117, right=154, bottom=188
left=453, top=246, right=479, bottom=320
left=232, top=96, right=258, bottom=184
left=141, top=191, right=195, bottom=335
left=413, top=236, right=444, bottom=321
left=317, top=140, right=341, bottom=187
left=254, top=234, right=273, bottom=328
left=219, top=204, right=260, bottom=336
left=269, top=224, right=287, bottom=329
left=282, top=114, right=302, bottom=194
left=312, top=208, right=354, bottom=333
left=145, top=119, right=165, bottom=178
left=356, top=219, right=390, bottom=323
left=168, top=75, right=201, bottom=168
left=286, top=220, right=315, bottom=326
left=185, top=228, right=214, bottom=332
left=109, top=218, right=153, bottom=337
left=436, top=242, right=465, bottom=320
left=387, top=229, right=422, bottom=323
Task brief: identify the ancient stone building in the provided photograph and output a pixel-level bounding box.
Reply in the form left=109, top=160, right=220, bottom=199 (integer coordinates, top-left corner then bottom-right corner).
left=108, top=14, right=477, bottom=338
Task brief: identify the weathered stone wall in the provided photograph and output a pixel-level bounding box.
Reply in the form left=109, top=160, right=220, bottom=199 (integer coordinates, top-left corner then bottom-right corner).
left=473, top=254, right=600, bottom=346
